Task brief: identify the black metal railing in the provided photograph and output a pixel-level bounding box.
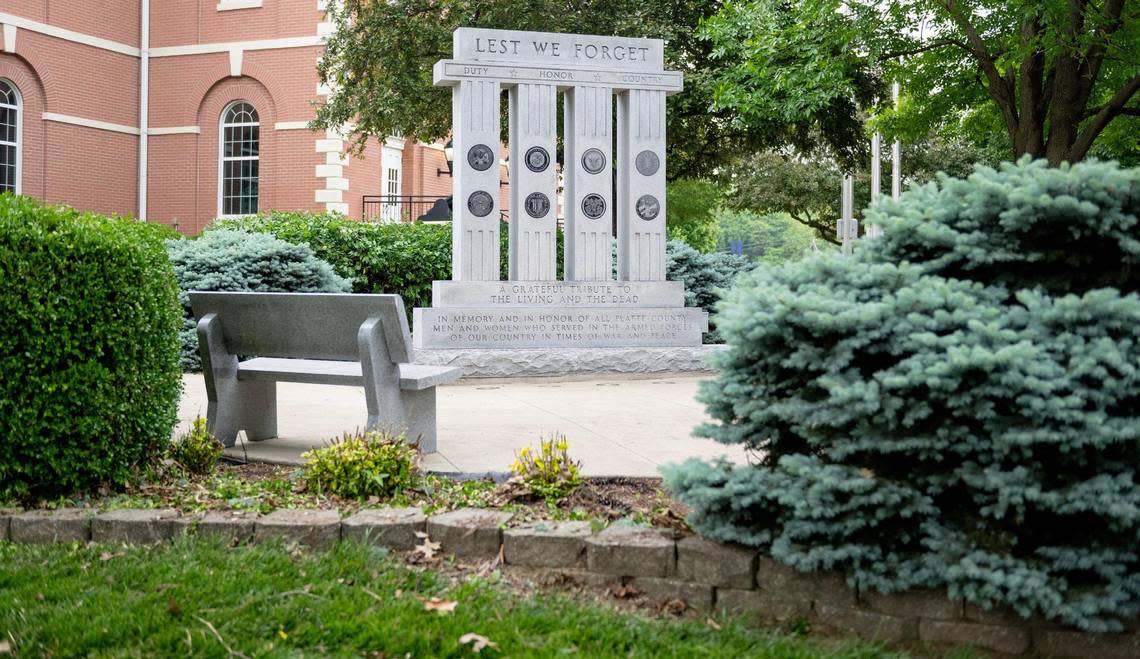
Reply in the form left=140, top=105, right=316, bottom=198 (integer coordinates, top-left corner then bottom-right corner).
left=361, top=195, right=452, bottom=223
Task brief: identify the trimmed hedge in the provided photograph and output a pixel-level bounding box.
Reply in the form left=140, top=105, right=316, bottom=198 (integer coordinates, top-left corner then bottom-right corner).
left=166, top=229, right=351, bottom=371
left=213, top=212, right=568, bottom=315
left=664, top=158, right=1140, bottom=632
left=216, top=213, right=747, bottom=343
left=0, top=195, right=182, bottom=500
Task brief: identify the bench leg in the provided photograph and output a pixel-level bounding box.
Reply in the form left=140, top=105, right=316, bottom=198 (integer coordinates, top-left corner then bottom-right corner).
left=207, top=378, right=278, bottom=447
left=362, top=386, right=438, bottom=455
left=399, top=388, right=438, bottom=455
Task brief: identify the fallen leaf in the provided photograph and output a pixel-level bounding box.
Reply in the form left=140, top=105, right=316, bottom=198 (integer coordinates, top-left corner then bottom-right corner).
left=167, top=596, right=181, bottom=617
left=394, top=589, right=403, bottom=598
left=706, top=617, right=722, bottom=630
left=414, top=531, right=429, bottom=539
left=0, top=639, right=11, bottom=654
left=34, top=592, right=45, bottom=601
left=858, top=467, right=875, bottom=479
left=609, top=584, right=640, bottom=599
left=421, top=597, right=458, bottom=614
left=413, top=536, right=442, bottom=562
left=664, top=598, right=687, bottom=616
left=99, top=551, right=115, bottom=562
left=458, top=632, right=497, bottom=653
left=154, top=583, right=177, bottom=592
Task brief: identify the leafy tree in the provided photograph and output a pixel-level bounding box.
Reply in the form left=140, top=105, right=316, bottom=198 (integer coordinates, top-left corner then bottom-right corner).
left=725, top=137, right=995, bottom=243
left=666, top=178, right=722, bottom=252
left=715, top=209, right=823, bottom=265
left=316, top=0, right=872, bottom=179
left=702, top=0, right=1140, bottom=165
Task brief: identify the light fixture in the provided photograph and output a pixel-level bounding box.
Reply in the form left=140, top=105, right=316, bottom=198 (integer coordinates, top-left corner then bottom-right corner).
left=436, top=138, right=454, bottom=177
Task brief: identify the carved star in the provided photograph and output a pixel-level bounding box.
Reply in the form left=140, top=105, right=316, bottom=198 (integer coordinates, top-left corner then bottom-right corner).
left=593, top=73, right=601, bottom=81
left=510, top=68, right=518, bottom=77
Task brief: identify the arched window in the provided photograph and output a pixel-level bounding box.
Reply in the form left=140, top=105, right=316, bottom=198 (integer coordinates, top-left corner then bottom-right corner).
left=219, top=101, right=259, bottom=216
left=0, top=80, right=20, bottom=194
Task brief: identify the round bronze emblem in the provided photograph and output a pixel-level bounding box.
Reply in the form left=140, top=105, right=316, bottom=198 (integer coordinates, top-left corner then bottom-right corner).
left=467, top=144, right=495, bottom=171
left=581, top=148, right=606, bottom=174
left=524, top=146, right=550, bottom=173
left=467, top=190, right=495, bottom=217
left=524, top=192, right=550, bottom=219
left=581, top=193, right=606, bottom=219
left=635, top=150, right=660, bottom=176
left=635, top=194, right=660, bottom=221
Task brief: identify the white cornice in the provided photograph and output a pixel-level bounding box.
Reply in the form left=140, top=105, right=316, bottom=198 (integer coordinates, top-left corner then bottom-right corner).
left=151, top=35, right=324, bottom=58
left=0, top=12, right=139, bottom=56
left=149, top=126, right=201, bottom=135
left=43, top=112, right=139, bottom=135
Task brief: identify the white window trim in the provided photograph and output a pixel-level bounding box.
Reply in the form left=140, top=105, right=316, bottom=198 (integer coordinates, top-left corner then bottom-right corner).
left=0, top=79, right=20, bottom=195
left=217, top=101, right=260, bottom=218
left=217, top=0, right=263, bottom=11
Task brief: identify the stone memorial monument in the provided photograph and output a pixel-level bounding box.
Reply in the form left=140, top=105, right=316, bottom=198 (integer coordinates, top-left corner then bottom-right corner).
left=413, top=28, right=709, bottom=357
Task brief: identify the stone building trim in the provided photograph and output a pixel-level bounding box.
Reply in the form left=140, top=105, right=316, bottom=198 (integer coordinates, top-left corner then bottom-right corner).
left=0, top=12, right=139, bottom=57
left=42, top=112, right=139, bottom=136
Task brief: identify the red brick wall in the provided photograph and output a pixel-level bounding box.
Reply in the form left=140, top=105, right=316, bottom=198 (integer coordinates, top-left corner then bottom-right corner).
left=151, top=0, right=320, bottom=48
left=342, top=137, right=380, bottom=219
left=4, top=1, right=487, bottom=232
left=0, top=53, right=46, bottom=200
left=44, top=121, right=137, bottom=217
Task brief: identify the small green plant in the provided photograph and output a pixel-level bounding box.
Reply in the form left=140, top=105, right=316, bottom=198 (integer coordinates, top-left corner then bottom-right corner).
left=167, top=416, right=224, bottom=476
left=510, top=435, right=583, bottom=502
left=302, top=430, right=419, bottom=499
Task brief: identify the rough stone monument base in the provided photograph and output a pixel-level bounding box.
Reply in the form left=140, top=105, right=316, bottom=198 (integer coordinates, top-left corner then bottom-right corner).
left=413, top=345, right=725, bottom=379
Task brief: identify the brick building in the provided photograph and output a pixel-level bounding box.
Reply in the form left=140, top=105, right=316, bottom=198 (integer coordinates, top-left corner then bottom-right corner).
left=0, top=1, right=476, bottom=235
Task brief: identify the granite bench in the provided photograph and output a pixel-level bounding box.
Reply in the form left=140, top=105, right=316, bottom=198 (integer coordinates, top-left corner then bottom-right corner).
left=190, top=292, right=462, bottom=453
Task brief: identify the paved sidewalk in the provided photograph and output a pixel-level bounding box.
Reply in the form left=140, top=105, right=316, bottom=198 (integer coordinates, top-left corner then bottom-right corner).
left=177, top=373, right=748, bottom=477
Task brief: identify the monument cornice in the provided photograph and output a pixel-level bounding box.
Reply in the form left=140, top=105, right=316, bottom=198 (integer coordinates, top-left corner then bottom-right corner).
left=433, top=60, right=684, bottom=94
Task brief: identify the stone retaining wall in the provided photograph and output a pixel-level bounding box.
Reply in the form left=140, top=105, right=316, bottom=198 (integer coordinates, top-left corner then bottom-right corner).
left=3, top=506, right=1135, bottom=658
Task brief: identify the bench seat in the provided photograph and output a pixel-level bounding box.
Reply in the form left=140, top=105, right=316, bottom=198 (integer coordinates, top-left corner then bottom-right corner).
left=238, top=357, right=463, bottom=391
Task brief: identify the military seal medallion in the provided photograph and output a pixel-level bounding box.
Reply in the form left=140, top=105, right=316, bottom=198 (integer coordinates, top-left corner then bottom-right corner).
left=635, top=194, right=660, bottom=221
left=524, top=192, right=550, bottom=218
left=581, top=193, right=606, bottom=219
left=467, top=190, right=494, bottom=217
left=467, top=144, right=495, bottom=171
left=635, top=150, right=660, bottom=176
left=581, top=148, right=606, bottom=174
left=524, top=146, right=550, bottom=173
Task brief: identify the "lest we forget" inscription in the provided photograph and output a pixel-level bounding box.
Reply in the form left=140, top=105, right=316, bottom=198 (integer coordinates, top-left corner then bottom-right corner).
left=413, top=307, right=708, bottom=349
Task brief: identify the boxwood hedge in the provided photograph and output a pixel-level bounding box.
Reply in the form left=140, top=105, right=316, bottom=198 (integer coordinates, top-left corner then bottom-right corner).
left=0, top=195, right=183, bottom=500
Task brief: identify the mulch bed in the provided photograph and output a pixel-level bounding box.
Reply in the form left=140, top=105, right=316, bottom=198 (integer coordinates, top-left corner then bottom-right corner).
left=112, top=462, right=692, bottom=532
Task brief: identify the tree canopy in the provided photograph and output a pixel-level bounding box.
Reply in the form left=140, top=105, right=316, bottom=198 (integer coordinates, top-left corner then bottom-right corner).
left=725, top=137, right=993, bottom=243
left=315, top=0, right=877, bottom=179
left=702, top=0, right=1140, bottom=166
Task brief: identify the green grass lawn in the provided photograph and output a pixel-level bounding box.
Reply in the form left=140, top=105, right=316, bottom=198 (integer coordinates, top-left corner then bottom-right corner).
left=0, top=538, right=912, bottom=658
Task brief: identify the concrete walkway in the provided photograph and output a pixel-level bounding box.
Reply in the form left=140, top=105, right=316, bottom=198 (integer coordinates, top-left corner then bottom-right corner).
left=177, top=374, right=748, bottom=477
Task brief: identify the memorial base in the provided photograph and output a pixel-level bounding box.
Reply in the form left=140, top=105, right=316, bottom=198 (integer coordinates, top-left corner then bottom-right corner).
left=415, top=280, right=709, bottom=350
left=412, top=345, right=726, bottom=379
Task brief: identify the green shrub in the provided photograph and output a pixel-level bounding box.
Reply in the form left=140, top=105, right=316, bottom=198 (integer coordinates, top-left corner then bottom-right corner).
left=509, top=436, right=583, bottom=502
left=664, top=158, right=1140, bottom=632
left=302, top=430, right=419, bottom=499
left=0, top=195, right=182, bottom=500
left=666, top=178, right=722, bottom=252
left=665, top=240, right=753, bottom=343
left=213, top=212, right=566, bottom=316
left=167, top=229, right=351, bottom=371
left=168, top=416, right=224, bottom=476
